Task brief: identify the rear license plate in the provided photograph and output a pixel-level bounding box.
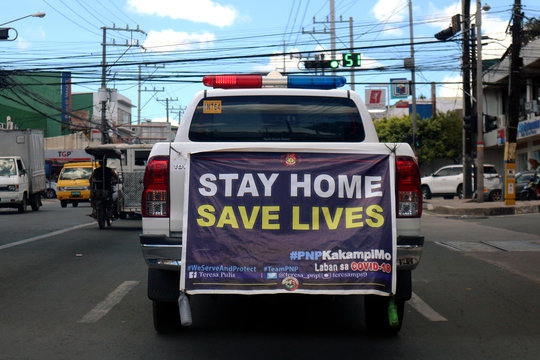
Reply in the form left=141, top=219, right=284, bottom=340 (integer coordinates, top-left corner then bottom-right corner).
left=71, top=191, right=81, bottom=197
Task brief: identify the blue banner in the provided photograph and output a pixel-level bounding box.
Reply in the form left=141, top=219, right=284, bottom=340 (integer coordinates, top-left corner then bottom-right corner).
left=182, top=152, right=395, bottom=295
left=61, top=72, right=71, bottom=131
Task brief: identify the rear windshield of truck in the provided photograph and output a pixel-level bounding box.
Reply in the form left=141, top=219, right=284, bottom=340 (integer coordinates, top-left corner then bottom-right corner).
left=189, top=96, right=365, bottom=142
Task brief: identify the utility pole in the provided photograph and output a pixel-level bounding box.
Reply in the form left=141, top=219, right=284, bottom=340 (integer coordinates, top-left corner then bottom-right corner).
left=138, top=64, right=165, bottom=125
left=349, top=17, right=355, bottom=91
left=100, top=25, right=145, bottom=143
left=505, top=0, right=523, bottom=205
left=302, top=0, right=337, bottom=74
left=138, top=64, right=141, bottom=126
left=170, top=106, right=187, bottom=124
left=157, top=97, right=178, bottom=123
left=475, top=0, right=485, bottom=202
left=462, top=0, right=473, bottom=199
left=408, top=0, right=418, bottom=154
left=330, top=0, right=336, bottom=75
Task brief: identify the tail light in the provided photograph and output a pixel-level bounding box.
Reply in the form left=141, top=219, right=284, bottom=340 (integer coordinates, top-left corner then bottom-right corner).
left=396, top=156, right=422, bottom=218
left=142, top=155, right=169, bottom=217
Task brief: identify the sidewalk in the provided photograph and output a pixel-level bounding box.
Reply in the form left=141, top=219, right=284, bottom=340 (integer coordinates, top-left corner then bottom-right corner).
left=423, top=197, right=540, bottom=216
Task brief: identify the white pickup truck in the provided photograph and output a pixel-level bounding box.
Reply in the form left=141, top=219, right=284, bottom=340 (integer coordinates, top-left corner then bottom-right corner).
left=140, top=72, right=424, bottom=335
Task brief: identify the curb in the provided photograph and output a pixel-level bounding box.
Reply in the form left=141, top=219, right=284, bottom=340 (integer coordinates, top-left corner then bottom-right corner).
left=423, top=202, right=540, bottom=216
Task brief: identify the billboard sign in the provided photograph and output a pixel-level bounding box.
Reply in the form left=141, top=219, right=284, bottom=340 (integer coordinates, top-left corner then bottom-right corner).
left=181, top=151, right=397, bottom=296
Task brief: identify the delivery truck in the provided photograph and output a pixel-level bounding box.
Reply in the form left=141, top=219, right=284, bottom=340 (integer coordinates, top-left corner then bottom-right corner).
left=0, top=129, right=46, bottom=213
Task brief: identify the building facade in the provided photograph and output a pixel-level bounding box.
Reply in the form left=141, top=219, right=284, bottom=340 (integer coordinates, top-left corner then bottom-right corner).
left=0, top=71, right=71, bottom=137
left=483, top=38, right=540, bottom=173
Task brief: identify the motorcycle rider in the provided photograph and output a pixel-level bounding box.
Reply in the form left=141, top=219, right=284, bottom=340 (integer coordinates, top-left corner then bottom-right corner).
left=526, top=173, right=539, bottom=200
left=90, top=160, right=119, bottom=217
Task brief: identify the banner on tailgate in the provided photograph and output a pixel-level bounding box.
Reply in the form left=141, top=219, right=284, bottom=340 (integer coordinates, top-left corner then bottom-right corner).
left=181, top=152, right=396, bottom=295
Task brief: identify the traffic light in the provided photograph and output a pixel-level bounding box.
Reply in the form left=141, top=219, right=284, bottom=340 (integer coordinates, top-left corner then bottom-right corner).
left=414, top=134, right=423, bottom=148
left=434, top=27, right=455, bottom=41
left=434, top=14, right=461, bottom=41
left=484, top=115, right=498, bottom=132
left=463, top=115, right=477, bottom=134
left=0, top=28, right=9, bottom=40
left=304, top=60, right=339, bottom=69
left=342, top=53, right=361, bottom=67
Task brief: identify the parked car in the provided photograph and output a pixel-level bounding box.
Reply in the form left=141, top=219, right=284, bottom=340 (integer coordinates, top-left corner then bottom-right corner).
left=44, top=180, right=57, bottom=199
left=421, top=164, right=502, bottom=201
left=515, top=170, right=539, bottom=200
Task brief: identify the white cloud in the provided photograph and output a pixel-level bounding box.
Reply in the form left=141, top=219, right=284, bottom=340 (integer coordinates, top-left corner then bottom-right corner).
left=143, top=30, right=215, bottom=52
left=426, top=1, right=510, bottom=59
left=439, top=74, right=462, bottom=98
left=372, top=0, right=408, bottom=35
left=17, top=36, right=30, bottom=51
left=128, top=0, right=238, bottom=27
left=252, top=48, right=303, bottom=73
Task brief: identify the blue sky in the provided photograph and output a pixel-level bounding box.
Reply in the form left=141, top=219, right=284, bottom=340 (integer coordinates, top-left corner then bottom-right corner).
left=2, top=0, right=538, bottom=125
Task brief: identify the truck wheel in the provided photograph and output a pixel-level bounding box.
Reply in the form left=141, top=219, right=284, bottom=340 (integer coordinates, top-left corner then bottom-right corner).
left=364, top=296, right=404, bottom=335
left=153, top=300, right=181, bottom=333
left=31, top=194, right=41, bottom=211
left=17, top=194, right=28, bottom=213
left=60, top=200, right=67, bottom=208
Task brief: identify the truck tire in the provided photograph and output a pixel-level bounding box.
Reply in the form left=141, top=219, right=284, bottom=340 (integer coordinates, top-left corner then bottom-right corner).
left=31, top=194, right=40, bottom=211
left=364, top=295, right=404, bottom=335
left=60, top=200, right=67, bottom=208
left=17, top=194, right=28, bottom=213
left=153, top=300, right=181, bottom=333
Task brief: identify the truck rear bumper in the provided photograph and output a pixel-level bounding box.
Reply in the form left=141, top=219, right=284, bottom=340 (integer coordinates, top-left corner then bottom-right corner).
left=139, top=234, right=424, bottom=271
left=140, top=234, right=183, bottom=270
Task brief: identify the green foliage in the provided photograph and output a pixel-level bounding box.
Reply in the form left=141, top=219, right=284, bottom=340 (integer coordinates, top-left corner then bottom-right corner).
left=524, top=17, right=540, bottom=45
left=374, top=111, right=462, bottom=165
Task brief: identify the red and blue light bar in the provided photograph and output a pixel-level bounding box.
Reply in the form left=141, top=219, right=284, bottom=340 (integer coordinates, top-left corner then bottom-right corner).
left=203, top=73, right=346, bottom=90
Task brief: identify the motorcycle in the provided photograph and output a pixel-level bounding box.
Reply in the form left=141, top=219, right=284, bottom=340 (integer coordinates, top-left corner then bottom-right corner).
left=85, top=145, right=123, bottom=229
left=91, top=186, right=118, bottom=229
left=519, top=175, right=539, bottom=201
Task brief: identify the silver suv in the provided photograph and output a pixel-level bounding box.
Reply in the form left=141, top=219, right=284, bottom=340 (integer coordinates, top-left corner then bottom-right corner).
left=421, top=164, right=502, bottom=201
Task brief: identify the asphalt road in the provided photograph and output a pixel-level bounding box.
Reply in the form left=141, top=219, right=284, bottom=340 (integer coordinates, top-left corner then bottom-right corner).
left=0, top=201, right=539, bottom=359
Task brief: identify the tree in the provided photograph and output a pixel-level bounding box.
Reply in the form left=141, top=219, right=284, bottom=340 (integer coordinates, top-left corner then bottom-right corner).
left=523, top=17, right=540, bottom=45
left=373, top=111, right=462, bottom=165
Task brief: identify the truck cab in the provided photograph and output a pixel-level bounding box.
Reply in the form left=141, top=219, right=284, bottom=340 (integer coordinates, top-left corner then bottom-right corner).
left=0, top=156, right=30, bottom=213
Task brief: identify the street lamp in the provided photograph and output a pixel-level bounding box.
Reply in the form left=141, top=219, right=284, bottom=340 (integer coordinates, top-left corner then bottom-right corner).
left=475, top=2, right=489, bottom=202
left=0, top=12, right=46, bottom=27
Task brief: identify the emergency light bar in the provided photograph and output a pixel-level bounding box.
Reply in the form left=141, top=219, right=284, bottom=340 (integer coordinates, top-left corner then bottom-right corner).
left=203, top=72, right=346, bottom=90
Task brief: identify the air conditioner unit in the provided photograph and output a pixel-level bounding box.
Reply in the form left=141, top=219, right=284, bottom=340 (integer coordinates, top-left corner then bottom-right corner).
left=497, top=115, right=506, bottom=128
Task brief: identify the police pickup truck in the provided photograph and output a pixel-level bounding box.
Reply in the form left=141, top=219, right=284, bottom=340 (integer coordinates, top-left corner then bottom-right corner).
left=140, top=72, right=424, bottom=335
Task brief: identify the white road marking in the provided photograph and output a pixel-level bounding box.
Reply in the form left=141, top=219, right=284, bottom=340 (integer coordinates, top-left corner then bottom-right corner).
left=78, top=281, right=140, bottom=324
left=0, top=222, right=96, bottom=251
left=409, top=292, right=448, bottom=322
